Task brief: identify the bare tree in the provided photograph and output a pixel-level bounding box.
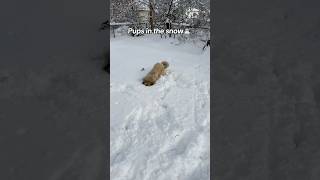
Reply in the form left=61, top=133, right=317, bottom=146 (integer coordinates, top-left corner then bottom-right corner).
left=149, top=0, right=156, bottom=30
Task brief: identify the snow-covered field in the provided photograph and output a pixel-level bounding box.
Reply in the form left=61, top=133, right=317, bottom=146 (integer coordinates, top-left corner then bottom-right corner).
left=110, top=35, right=210, bottom=180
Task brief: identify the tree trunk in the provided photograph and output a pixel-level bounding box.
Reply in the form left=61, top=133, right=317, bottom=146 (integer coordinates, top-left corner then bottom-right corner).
left=167, top=0, right=174, bottom=16
left=149, top=0, right=155, bottom=30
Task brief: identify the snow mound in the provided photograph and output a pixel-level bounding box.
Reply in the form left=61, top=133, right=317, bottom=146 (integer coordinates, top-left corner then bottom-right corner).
left=110, top=35, right=210, bottom=180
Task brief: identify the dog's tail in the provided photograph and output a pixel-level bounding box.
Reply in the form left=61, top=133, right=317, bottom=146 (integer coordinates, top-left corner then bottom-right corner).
left=161, top=61, right=169, bottom=69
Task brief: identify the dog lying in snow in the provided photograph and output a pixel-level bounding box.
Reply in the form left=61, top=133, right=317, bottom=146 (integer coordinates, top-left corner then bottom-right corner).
left=142, top=61, right=169, bottom=86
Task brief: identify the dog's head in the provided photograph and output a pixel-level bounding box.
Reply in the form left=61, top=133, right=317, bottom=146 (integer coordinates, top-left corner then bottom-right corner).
left=161, top=61, right=169, bottom=69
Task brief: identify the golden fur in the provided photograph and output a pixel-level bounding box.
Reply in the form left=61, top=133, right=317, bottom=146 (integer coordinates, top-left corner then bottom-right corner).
left=142, top=61, right=169, bottom=86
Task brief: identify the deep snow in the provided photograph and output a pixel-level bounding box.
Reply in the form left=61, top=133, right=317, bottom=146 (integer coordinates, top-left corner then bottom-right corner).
left=110, top=35, right=210, bottom=180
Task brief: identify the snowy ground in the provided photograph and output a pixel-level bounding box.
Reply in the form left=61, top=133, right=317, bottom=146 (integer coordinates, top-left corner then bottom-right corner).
left=110, top=35, right=210, bottom=180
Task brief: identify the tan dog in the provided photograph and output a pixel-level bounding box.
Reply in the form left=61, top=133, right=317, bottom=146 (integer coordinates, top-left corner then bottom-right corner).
left=142, top=61, right=169, bottom=86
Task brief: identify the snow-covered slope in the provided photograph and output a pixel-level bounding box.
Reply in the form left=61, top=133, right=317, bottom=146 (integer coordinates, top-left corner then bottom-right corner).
left=110, top=35, right=210, bottom=180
